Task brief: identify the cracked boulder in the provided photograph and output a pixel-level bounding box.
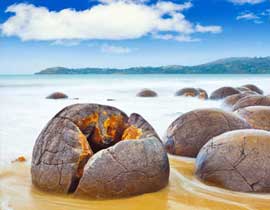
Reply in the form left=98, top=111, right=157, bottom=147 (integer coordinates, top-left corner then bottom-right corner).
left=164, top=108, right=251, bottom=157
left=241, top=84, right=263, bottom=95
left=195, top=129, right=270, bottom=193
left=175, top=88, right=199, bottom=97
left=31, top=104, right=169, bottom=198
left=233, top=95, right=270, bottom=111
left=136, top=89, right=158, bottom=97
left=235, top=106, right=270, bottom=131
left=175, top=88, right=208, bottom=100
left=210, top=87, right=240, bottom=100
left=46, top=92, right=68, bottom=99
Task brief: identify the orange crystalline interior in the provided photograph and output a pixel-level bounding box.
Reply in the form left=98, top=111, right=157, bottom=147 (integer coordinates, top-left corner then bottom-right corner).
left=76, top=112, right=99, bottom=130
left=103, top=115, right=126, bottom=141
left=122, top=125, right=142, bottom=140
left=76, top=132, right=92, bottom=178
left=76, top=113, right=144, bottom=155
left=199, top=92, right=206, bottom=99
left=91, top=127, right=103, bottom=144
left=184, top=92, right=196, bottom=97
left=70, top=112, right=145, bottom=193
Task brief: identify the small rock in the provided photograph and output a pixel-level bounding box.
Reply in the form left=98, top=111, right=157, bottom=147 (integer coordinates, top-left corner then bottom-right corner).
left=12, top=156, right=26, bottom=163
left=136, top=89, right=158, bottom=97
left=46, top=92, right=68, bottom=99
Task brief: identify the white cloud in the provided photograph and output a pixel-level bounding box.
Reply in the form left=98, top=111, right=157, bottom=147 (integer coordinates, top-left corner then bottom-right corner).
left=155, top=1, right=192, bottom=13
left=228, top=0, right=265, bottom=4
left=97, top=0, right=148, bottom=4
left=51, top=39, right=81, bottom=46
left=101, top=44, right=132, bottom=54
left=195, top=24, right=222, bottom=33
left=152, top=33, right=200, bottom=42
left=236, top=12, right=260, bottom=20
left=0, top=1, right=222, bottom=42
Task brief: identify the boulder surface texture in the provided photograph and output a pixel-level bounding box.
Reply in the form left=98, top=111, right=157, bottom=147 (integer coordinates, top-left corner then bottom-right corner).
left=196, top=129, right=270, bottom=192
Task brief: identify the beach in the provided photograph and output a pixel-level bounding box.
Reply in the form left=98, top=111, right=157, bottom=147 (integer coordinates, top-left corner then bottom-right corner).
left=1, top=74, right=270, bottom=210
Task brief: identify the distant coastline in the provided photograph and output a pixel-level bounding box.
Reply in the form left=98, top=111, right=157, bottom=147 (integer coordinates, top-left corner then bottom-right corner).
left=35, top=57, right=270, bottom=74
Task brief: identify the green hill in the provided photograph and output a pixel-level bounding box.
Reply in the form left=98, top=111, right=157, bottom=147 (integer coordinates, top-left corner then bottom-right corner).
left=35, top=57, right=270, bottom=74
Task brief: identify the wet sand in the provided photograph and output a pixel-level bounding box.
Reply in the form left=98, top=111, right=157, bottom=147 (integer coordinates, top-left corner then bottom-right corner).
left=1, top=156, right=270, bottom=210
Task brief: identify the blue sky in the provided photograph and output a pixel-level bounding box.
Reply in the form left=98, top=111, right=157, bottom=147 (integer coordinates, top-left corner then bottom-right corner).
left=0, top=0, right=270, bottom=74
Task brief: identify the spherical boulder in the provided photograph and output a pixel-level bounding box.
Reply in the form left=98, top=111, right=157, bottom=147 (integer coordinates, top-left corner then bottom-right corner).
left=222, top=92, right=258, bottom=108
left=195, top=129, right=270, bottom=192
left=46, top=92, right=68, bottom=99
left=236, top=87, right=251, bottom=92
left=197, top=88, right=208, bottom=100
left=236, top=106, right=270, bottom=131
left=164, top=108, right=250, bottom=157
left=233, top=95, right=270, bottom=111
left=210, top=87, right=240, bottom=100
left=136, top=89, right=158, bottom=97
left=31, top=104, right=169, bottom=198
left=175, top=88, right=200, bottom=97
left=241, top=84, right=263, bottom=95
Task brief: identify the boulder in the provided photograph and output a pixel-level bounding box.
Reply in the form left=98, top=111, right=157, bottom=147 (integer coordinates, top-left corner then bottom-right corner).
left=233, top=95, right=270, bottom=111
left=236, top=106, right=270, bottom=131
left=195, top=129, right=270, bottom=192
left=210, top=87, right=240, bottom=100
left=175, top=88, right=208, bottom=100
left=164, top=108, right=250, bottom=157
left=222, top=91, right=258, bottom=108
left=46, top=92, right=68, bottom=99
left=31, top=104, right=169, bottom=198
left=241, top=84, right=263, bottom=95
left=236, top=87, right=251, bottom=92
left=136, top=89, right=158, bottom=97
left=175, top=88, right=200, bottom=97
left=197, top=88, right=208, bottom=100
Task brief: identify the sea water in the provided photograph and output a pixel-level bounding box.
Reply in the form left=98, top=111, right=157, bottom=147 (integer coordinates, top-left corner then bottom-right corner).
left=1, top=74, right=270, bottom=210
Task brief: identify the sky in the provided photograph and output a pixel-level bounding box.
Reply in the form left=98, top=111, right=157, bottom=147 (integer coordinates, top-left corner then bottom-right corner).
left=0, top=0, right=270, bottom=74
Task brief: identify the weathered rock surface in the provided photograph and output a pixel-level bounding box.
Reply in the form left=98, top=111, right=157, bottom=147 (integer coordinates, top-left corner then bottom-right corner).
left=136, top=89, right=158, bottom=97
left=31, top=104, right=169, bottom=198
left=75, top=137, right=168, bottom=198
left=241, top=84, right=263, bottom=95
left=164, top=108, right=251, bottom=157
left=236, top=106, right=270, bottom=131
left=222, top=92, right=258, bottom=108
left=46, top=92, right=68, bottom=99
left=210, top=87, right=240, bottom=100
left=195, top=129, right=270, bottom=192
left=233, top=95, right=270, bottom=111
